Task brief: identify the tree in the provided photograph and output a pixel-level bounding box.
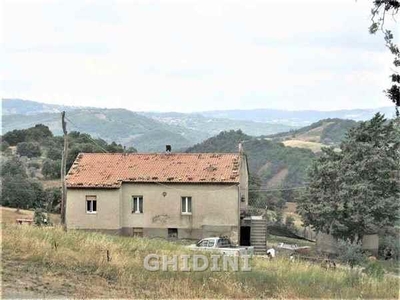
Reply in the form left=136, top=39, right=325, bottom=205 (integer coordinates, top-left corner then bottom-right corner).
left=369, top=0, right=400, bottom=115
left=126, top=146, right=138, bottom=153
left=25, top=124, right=53, bottom=142
left=47, top=146, right=62, bottom=160
left=0, top=140, right=10, bottom=152
left=0, top=175, right=40, bottom=209
left=44, top=187, right=62, bottom=213
left=297, top=114, right=400, bottom=242
left=42, top=159, right=61, bottom=179
left=16, top=142, right=41, bottom=158
left=0, top=157, right=27, bottom=177
left=2, top=129, right=27, bottom=146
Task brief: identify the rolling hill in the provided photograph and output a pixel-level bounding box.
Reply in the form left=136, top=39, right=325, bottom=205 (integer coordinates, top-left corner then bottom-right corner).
left=140, top=111, right=295, bottom=137
left=264, top=118, right=358, bottom=152
left=2, top=98, right=82, bottom=115
left=201, top=107, right=396, bottom=126
left=2, top=108, right=207, bottom=152
left=2, top=99, right=299, bottom=151
left=186, top=130, right=315, bottom=190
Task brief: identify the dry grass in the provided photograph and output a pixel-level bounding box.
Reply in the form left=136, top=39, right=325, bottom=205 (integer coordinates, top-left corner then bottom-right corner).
left=283, top=140, right=325, bottom=153
left=2, top=225, right=399, bottom=299
left=0, top=206, right=61, bottom=225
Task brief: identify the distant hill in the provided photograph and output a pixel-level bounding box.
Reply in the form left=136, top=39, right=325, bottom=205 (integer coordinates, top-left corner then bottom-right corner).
left=2, top=108, right=208, bottom=152
left=141, top=111, right=296, bottom=137
left=2, top=99, right=299, bottom=151
left=2, top=98, right=82, bottom=115
left=264, top=118, right=358, bottom=152
left=186, top=130, right=315, bottom=190
left=201, top=107, right=396, bottom=126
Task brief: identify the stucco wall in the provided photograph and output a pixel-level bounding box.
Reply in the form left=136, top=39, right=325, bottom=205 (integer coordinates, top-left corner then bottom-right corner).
left=66, top=188, right=121, bottom=230
left=66, top=183, right=240, bottom=241
left=120, top=183, right=239, bottom=231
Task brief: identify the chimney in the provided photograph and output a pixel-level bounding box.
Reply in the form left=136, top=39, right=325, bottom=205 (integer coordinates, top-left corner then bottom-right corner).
left=166, top=145, right=172, bottom=153
left=238, top=142, right=244, bottom=155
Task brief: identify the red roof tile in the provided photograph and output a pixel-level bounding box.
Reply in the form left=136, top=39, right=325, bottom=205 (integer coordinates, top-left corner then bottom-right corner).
left=66, top=153, right=242, bottom=188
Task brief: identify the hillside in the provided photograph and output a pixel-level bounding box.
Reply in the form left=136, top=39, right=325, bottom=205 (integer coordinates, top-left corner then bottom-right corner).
left=202, top=107, right=396, bottom=126
left=264, top=118, right=358, bottom=151
left=186, top=130, right=315, bottom=190
left=3, top=99, right=298, bottom=151
left=2, top=108, right=208, bottom=152
left=3, top=225, right=397, bottom=299
left=141, top=112, right=296, bottom=137
left=2, top=98, right=81, bottom=115
left=1, top=125, right=136, bottom=213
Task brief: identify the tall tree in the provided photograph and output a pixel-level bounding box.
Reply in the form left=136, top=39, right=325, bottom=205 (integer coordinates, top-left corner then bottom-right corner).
left=369, top=0, right=400, bottom=115
left=297, top=114, right=400, bottom=242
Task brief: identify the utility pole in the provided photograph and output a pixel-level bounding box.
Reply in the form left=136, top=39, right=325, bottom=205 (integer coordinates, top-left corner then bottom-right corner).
left=61, top=111, right=68, bottom=231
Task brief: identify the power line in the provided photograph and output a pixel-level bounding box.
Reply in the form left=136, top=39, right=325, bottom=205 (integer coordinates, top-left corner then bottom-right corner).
left=64, top=116, right=109, bottom=153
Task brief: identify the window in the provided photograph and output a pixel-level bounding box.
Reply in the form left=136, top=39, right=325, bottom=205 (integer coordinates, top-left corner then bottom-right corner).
left=217, top=238, right=232, bottom=247
left=132, top=227, right=143, bottom=237
left=132, top=196, right=143, bottom=213
left=207, top=240, right=215, bottom=247
left=181, top=196, right=192, bottom=214
left=86, top=196, right=97, bottom=214
left=196, top=240, right=209, bottom=247
left=168, top=228, right=178, bottom=239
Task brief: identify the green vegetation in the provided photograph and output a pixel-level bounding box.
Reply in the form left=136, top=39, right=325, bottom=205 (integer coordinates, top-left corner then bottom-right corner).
left=266, top=118, right=358, bottom=146
left=2, top=225, right=398, bottom=299
left=186, top=129, right=315, bottom=191
left=297, top=114, right=400, bottom=242
left=0, top=124, right=136, bottom=212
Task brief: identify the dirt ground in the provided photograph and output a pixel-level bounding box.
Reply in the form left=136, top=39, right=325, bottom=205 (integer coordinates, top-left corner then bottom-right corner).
left=1, top=253, right=131, bottom=299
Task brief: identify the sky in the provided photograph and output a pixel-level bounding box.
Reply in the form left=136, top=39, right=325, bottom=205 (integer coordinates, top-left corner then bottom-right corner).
left=1, top=0, right=398, bottom=112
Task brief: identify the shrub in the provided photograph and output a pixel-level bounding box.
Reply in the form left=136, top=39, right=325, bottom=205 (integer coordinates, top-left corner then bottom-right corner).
left=1, top=140, right=10, bottom=151
left=28, top=161, right=41, bottom=169
left=17, top=142, right=41, bottom=158
left=34, top=208, right=51, bottom=226
left=285, top=215, right=295, bottom=230
left=337, top=240, right=366, bottom=268
left=363, top=261, right=385, bottom=280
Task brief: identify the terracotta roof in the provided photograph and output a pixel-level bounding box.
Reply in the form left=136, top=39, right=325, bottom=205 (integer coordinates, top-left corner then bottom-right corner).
left=66, top=153, right=242, bottom=188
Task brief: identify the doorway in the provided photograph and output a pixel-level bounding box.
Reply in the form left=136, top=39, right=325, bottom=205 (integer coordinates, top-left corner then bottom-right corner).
left=240, top=226, right=251, bottom=246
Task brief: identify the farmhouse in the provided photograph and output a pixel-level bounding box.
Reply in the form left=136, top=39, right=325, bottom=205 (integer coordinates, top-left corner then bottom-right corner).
left=66, top=151, right=248, bottom=243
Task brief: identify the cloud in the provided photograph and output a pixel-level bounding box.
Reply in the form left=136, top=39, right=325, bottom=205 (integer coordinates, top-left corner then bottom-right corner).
left=1, top=0, right=396, bottom=112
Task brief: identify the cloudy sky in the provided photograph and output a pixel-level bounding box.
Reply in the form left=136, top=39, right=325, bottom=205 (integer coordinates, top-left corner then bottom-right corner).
left=1, top=0, right=398, bottom=112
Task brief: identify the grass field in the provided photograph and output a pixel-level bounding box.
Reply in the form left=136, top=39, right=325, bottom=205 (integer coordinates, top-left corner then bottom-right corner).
left=0, top=206, right=61, bottom=225
left=2, top=225, right=399, bottom=299
left=282, top=140, right=325, bottom=153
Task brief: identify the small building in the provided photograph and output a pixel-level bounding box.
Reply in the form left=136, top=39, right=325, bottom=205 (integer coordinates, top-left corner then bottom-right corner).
left=66, top=152, right=248, bottom=243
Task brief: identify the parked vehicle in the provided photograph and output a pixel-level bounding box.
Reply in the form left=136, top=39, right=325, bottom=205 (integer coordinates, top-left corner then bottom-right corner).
left=188, top=237, right=254, bottom=257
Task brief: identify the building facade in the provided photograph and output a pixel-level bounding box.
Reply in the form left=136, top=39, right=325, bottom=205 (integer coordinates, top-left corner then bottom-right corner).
left=66, top=152, right=248, bottom=243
